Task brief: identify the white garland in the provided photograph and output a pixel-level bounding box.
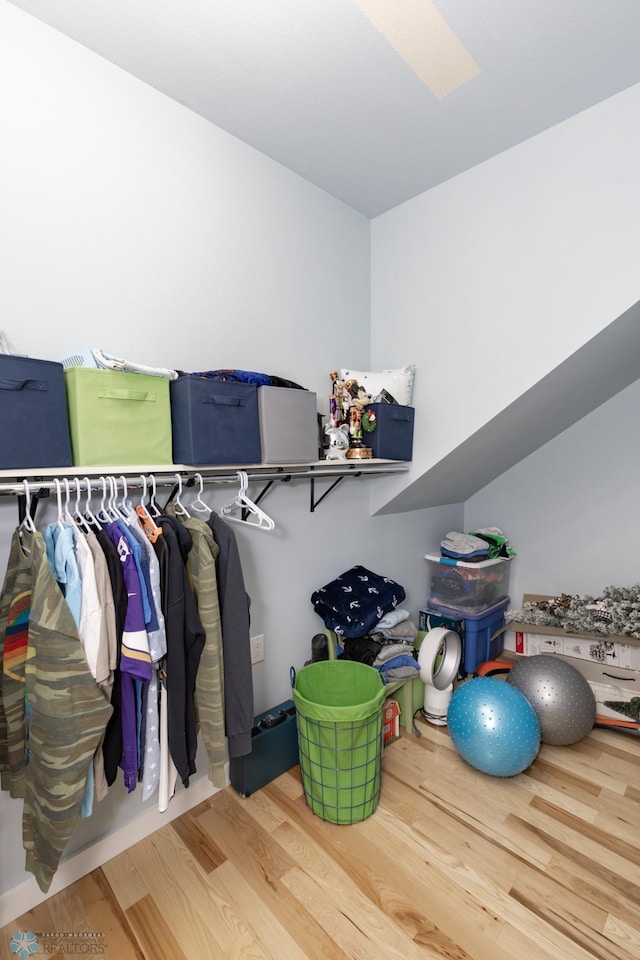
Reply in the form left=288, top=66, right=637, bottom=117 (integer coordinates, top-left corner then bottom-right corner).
left=508, top=583, right=640, bottom=640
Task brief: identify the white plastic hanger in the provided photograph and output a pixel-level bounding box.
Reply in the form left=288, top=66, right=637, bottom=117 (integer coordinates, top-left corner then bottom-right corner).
left=220, top=470, right=275, bottom=531
left=83, top=476, right=101, bottom=529
left=137, top=474, right=161, bottom=532
left=148, top=474, right=161, bottom=518
left=97, top=477, right=112, bottom=525
left=54, top=478, right=65, bottom=530
left=173, top=473, right=191, bottom=519
left=107, top=476, right=120, bottom=520
left=117, top=474, right=135, bottom=520
left=62, top=478, right=82, bottom=530
left=190, top=473, right=211, bottom=515
left=20, top=480, right=37, bottom=535
left=73, top=477, right=92, bottom=533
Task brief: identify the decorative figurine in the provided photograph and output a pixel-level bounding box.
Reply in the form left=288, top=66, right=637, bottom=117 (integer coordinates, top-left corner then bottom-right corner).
left=326, top=370, right=376, bottom=459
left=324, top=422, right=350, bottom=460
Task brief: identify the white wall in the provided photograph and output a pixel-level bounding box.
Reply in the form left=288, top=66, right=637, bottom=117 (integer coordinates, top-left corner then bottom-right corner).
left=369, top=82, right=640, bottom=513
left=0, top=4, right=460, bottom=905
left=465, top=376, right=640, bottom=609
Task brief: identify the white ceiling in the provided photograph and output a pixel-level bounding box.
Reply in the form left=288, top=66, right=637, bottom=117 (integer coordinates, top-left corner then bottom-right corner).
left=9, top=0, right=640, bottom=216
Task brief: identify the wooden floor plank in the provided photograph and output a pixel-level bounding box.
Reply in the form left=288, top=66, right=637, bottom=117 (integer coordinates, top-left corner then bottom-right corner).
left=99, top=849, right=149, bottom=911
left=2, top=723, right=640, bottom=960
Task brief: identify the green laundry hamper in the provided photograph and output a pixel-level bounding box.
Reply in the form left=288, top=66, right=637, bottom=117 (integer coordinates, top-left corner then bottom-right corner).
left=292, top=660, right=387, bottom=824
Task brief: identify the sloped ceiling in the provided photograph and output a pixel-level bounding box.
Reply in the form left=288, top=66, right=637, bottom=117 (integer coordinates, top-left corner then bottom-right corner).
left=8, top=0, right=640, bottom=217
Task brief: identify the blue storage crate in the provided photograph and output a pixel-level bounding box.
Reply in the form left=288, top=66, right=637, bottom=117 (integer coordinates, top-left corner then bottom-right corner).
left=170, top=376, right=261, bottom=465
left=0, top=354, right=72, bottom=469
left=366, top=403, right=414, bottom=460
left=455, top=597, right=510, bottom=675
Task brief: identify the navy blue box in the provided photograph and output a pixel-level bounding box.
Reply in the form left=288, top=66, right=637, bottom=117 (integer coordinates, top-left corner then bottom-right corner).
left=419, top=606, right=465, bottom=639
left=366, top=403, right=414, bottom=460
left=229, top=700, right=299, bottom=797
left=0, top=355, right=72, bottom=469
left=170, top=376, right=261, bottom=465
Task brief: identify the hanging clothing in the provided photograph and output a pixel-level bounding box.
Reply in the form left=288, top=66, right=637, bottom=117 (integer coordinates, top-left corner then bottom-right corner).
left=167, top=508, right=226, bottom=787
left=148, top=522, right=179, bottom=810
left=43, top=522, right=83, bottom=627
left=157, top=514, right=205, bottom=787
left=206, top=513, right=254, bottom=759
left=126, top=506, right=166, bottom=803
left=0, top=529, right=32, bottom=798
left=104, top=521, right=151, bottom=793
left=85, top=529, right=117, bottom=803
left=0, top=526, right=112, bottom=893
left=95, top=527, right=127, bottom=788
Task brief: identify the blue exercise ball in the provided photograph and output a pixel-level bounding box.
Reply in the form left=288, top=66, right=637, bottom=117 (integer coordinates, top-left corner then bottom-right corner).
left=447, top=677, right=541, bottom=777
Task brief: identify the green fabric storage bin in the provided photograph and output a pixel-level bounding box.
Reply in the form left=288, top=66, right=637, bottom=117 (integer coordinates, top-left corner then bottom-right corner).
left=292, top=660, right=386, bottom=824
left=64, top=368, right=173, bottom=466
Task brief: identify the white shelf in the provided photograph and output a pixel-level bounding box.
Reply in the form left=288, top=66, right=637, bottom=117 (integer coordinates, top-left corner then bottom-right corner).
left=0, top=460, right=409, bottom=511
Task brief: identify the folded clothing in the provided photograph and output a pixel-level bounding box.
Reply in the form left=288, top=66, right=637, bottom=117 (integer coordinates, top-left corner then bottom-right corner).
left=92, top=348, right=178, bottom=380
left=469, top=528, right=513, bottom=559
left=187, top=369, right=308, bottom=390
left=374, top=656, right=420, bottom=683
left=441, top=531, right=489, bottom=561
left=374, top=642, right=416, bottom=664
left=376, top=607, right=410, bottom=629
left=339, top=636, right=382, bottom=666
left=378, top=620, right=418, bottom=640
left=311, top=565, right=406, bottom=639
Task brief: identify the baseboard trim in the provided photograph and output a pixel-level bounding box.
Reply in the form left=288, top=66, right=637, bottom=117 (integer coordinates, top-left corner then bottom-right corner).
left=0, top=777, right=220, bottom=928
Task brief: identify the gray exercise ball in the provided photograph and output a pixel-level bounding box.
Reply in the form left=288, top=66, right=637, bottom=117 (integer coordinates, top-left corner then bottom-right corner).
left=506, top=655, right=596, bottom=745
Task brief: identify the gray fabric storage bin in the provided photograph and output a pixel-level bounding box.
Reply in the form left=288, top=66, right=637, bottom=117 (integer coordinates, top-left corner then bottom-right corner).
left=258, top=386, right=318, bottom=462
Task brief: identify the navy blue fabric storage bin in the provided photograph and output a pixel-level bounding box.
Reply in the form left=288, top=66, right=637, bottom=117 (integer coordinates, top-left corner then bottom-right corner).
left=0, top=355, right=72, bottom=469
left=366, top=403, right=414, bottom=460
left=170, top=376, right=261, bottom=465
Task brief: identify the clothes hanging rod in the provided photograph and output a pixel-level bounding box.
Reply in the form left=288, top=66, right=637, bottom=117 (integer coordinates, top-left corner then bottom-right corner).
left=0, top=461, right=409, bottom=497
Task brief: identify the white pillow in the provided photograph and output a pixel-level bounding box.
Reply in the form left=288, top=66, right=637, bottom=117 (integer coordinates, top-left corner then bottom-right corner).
left=340, top=365, right=415, bottom=406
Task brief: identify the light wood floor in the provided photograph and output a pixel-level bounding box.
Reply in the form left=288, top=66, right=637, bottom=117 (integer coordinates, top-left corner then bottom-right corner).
left=2, top=716, right=639, bottom=959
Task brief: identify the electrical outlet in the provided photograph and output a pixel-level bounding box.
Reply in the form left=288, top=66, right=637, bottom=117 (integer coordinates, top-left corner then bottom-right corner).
left=250, top=634, right=265, bottom=664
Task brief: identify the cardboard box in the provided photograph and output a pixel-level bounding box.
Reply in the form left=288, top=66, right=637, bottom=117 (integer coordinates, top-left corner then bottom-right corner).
left=501, top=648, right=640, bottom=726
left=382, top=699, right=400, bottom=745
left=506, top=629, right=640, bottom=671
left=507, top=593, right=640, bottom=672
left=419, top=607, right=465, bottom=637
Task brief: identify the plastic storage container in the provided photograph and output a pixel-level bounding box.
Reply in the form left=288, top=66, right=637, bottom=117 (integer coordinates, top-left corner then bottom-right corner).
left=0, top=355, right=72, bottom=469
left=292, top=660, right=386, bottom=824
left=458, top=597, right=510, bottom=675
left=425, top=553, right=511, bottom=616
